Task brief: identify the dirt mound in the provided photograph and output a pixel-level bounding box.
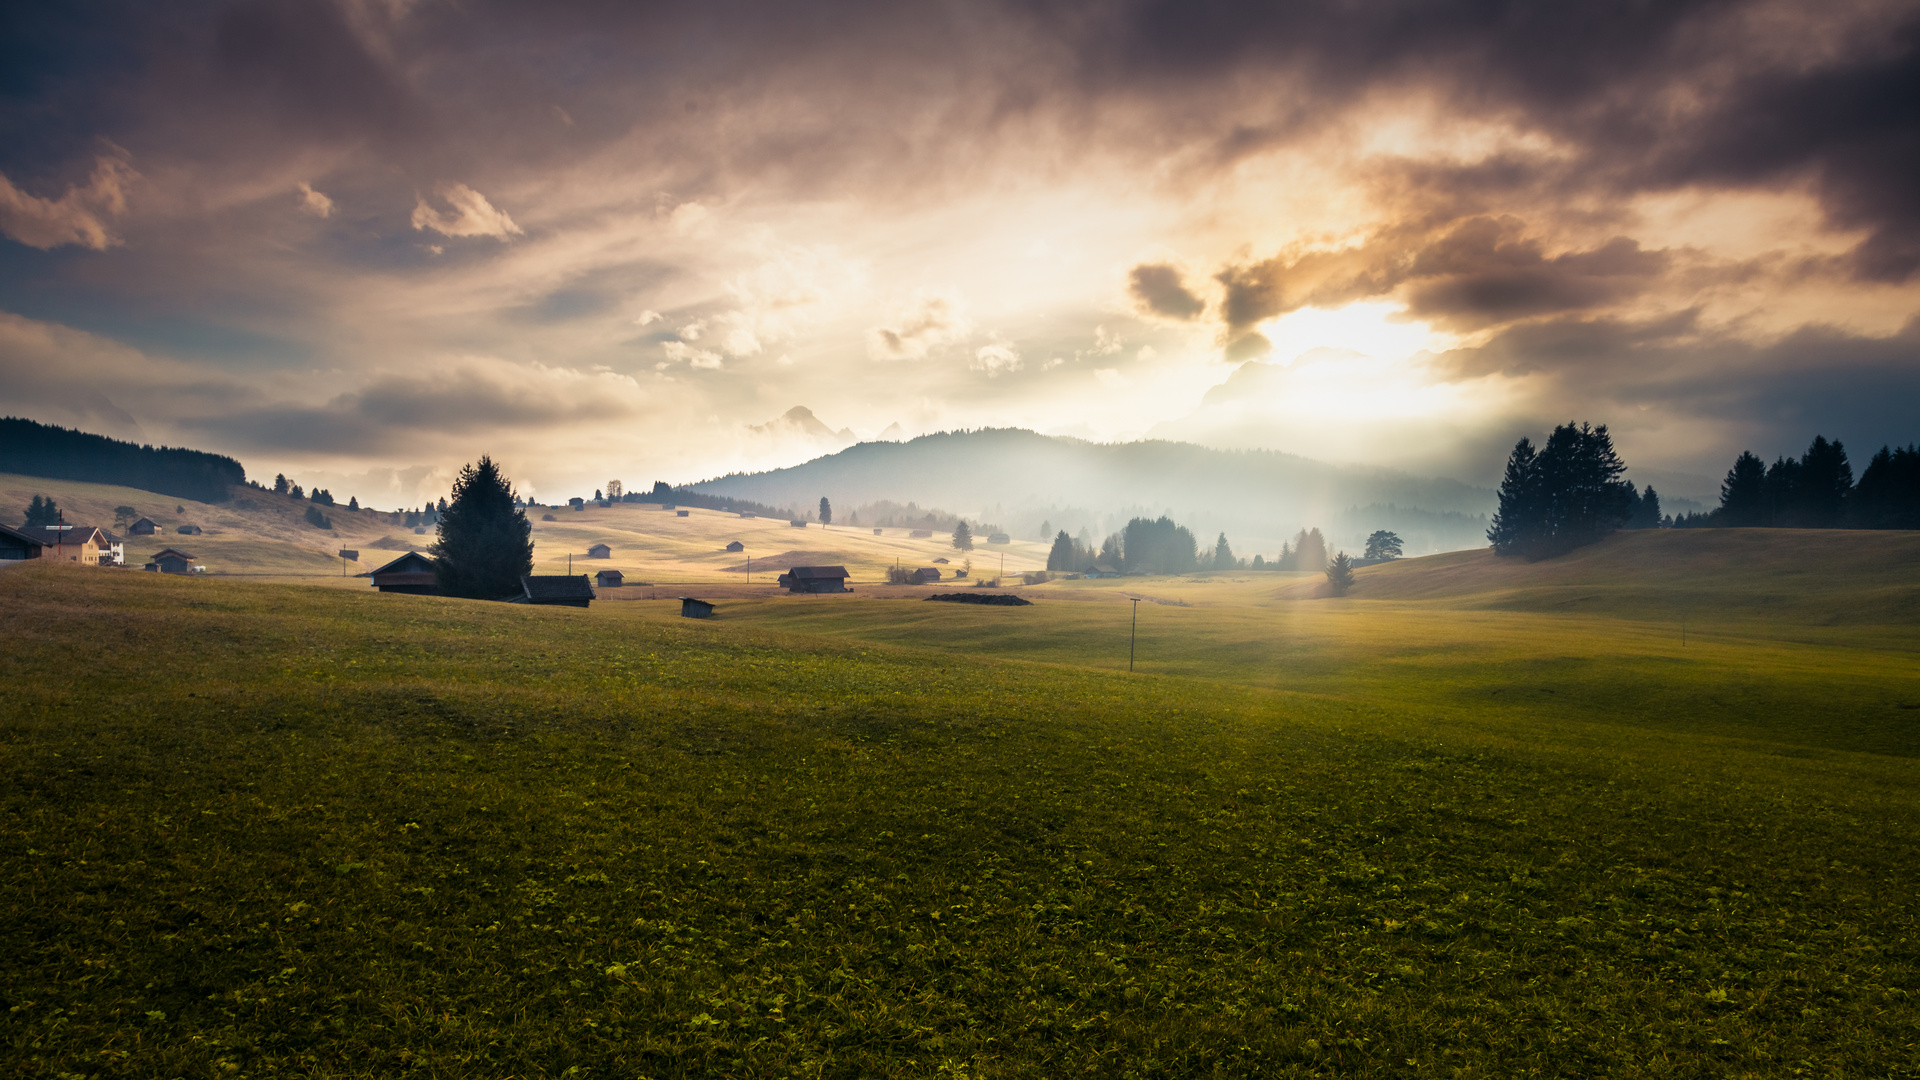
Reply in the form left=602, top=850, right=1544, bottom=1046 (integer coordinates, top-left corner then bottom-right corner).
left=924, top=593, right=1032, bottom=606
left=718, top=550, right=858, bottom=572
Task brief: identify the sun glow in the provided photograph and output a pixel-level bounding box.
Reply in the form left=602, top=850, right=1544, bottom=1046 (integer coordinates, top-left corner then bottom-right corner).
left=1258, top=301, right=1455, bottom=364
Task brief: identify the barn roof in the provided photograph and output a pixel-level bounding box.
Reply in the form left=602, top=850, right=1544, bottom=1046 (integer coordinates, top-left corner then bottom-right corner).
left=369, top=551, right=435, bottom=576
left=18, top=525, right=107, bottom=547
left=150, top=547, right=197, bottom=561
left=521, top=574, right=595, bottom=600
left=0, top=523, right=45, bottom=550
left=787, top=565, right=849, bottom=579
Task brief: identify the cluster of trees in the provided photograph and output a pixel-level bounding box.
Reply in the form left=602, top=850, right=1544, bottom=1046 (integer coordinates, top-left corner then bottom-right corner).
left=1488, top=422, right=1637, bottom=559
left=403, top=500, right=448, bottom=528
left=1252, top=528, right=1329, bottom=571
left=1044, top=516, right=1208, bottom=574
left=304, top=505, right=332, bottom=530
left=22, top=494, right=63, bottom=526
left=1, top=417, right=246, bottom=504
left=1676, top=437, right=1919, bottom=530
left=271, top=473, right=358, bottom=511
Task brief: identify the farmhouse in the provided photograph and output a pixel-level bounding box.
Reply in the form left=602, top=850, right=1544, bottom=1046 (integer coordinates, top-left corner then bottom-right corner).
left=596, top=569, right=624, bottom=588
left=516, top=575, right=594, bottom=608
left=147, top=548, right=198, bottom=574
left=587, top=543, right=612, bottom=559
left=368, top=551, right=438, bottom=594
left=0, top=524, right=45, bottom=561
left=680, top=597, right=715, bottom=619
left=725, top=540, right=744, bottom=552
left=777, top=565, right=850, bottom=593
left=20, top=525, right=121, bottom=566
left=127, top=517, right=159, bottom=535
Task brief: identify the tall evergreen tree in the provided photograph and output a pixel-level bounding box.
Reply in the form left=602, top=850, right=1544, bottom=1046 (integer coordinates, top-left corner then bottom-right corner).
left=1764, top=456, right=1801, bottom=526
left=431, top=456, right=535, bottom=600
left=1625, top=484, right=1663, bottom=529
left=1326, top=552, right=1355, bottom=594
left=1047, top=529, right=1077, bottom=571
left=951, top=520, right=973, bottom=552
left=1212, top=532, right=1235, bottom=570
left=1487, top=437, right=1542, bottom=555
left=274, top=474, right=290, bottom=495
left=1719, top=451, right=1768, bottom=526
left=1796, top=435, right=1853, bottom=527
left=819, top=496, right=832, bottom=526
left=1851, top=444, right=1920, bottom=529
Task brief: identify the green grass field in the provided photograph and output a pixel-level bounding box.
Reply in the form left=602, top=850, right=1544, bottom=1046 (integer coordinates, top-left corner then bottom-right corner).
left=3, top=529, right=1917, bottom=1077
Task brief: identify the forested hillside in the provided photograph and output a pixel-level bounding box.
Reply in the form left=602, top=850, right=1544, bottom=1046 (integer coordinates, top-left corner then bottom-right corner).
left=0, top=417, right=246, bottom=503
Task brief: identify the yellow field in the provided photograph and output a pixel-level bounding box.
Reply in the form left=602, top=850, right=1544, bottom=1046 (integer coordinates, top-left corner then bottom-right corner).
left=0, top=474, right=1047, bottom=586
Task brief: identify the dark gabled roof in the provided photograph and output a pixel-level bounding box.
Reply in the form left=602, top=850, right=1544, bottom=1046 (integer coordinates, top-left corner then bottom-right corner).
left=521, top=574, right=595, bottom=600
left=150, top=547, right=196, bottom=561
left=369, top=551, right=435, bottom=576
left=788, top=565, right=849, bottom=579
left=0, top=523, right=45, bottom=549
left=131, top=516, right=158, bottom=527
left=18, top=525, right=106, bottom=546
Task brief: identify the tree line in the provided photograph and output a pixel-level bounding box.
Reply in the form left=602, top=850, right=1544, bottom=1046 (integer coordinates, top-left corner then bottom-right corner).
left=1676, top=437, right=1920, bottom=530
left=1, top=416, right=247, bottom=504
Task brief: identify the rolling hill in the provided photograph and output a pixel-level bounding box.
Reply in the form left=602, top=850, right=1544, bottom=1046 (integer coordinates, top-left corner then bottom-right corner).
left=688, top=427, right=1495, bottom=556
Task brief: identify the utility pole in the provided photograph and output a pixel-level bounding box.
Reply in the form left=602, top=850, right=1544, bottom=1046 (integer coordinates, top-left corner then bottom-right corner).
left=1129, top=596, right=1141, bottom=673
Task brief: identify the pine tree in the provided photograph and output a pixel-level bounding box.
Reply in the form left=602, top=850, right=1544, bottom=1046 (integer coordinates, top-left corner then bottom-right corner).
left=819, top=497, right=832, bottom=526
left=1719, top=451, right=1768, bottom=526
left=1047, top=529, right=1076, bottom=571
left=24, top=494, right=62, bottom=526
left=1625, top=485, right=1662, bottom=529
left=1289, top=528, right=1327, bottom=572
left=951, top=520, right=973, bottom=552
left=1326, top=551, right=1355, bottom=594
left=347, top=496, right=359, bottom=511
left=274, top=474, right=290, bottom=495
left=1213, top=532, right=1234, bottom=570
left=1796, top=435, right=1853, bottom=528
left=1487, top=437, right=1542, bottom=555
left=431, top=456, right=534, bottom=600
left=1851, top=444, right=1920, bottom=529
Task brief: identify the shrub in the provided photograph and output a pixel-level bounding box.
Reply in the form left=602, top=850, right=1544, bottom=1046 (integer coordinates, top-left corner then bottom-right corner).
left=886, top=565, right=919, bottom=585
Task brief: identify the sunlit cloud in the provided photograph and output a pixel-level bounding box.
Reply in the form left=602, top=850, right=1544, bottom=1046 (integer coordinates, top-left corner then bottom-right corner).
left=411, top=183, right=522, bottom=241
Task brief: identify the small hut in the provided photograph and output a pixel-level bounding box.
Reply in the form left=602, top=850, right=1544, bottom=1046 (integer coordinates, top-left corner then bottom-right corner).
left=596, top=569, right=624, bottom=588
left=128, top=517, right=159, bottom=535
left=177, top=524, right=203, bottom=535
left=910, top=529, right=932, bottom=538
left=777, top=565, right=850, bottom=593
left=725, top=540, right=744, bottom=552
left=338, top=549, right=359, bottom=561
left=587, top=543, right=612, bottom=559
left=148, top=548, right=198, bottom=574
left=789, top=519, right=807, bottom=528
left=677, top=510, right=690, bottom=517
left=369, top=551, right=437, bottom=593
left=679, top=597, right=715, bottom=619
left=873, top=528, right=883, bottom=535
left=910, top=567, right=942, bottom=584
left=515, top=575, right=594, bottom=607
left=987, top=532, right=1010, bottom=544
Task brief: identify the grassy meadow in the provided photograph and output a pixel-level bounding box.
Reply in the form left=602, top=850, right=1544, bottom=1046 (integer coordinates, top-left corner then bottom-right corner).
left=2, top=529, right=1918, bottom=1077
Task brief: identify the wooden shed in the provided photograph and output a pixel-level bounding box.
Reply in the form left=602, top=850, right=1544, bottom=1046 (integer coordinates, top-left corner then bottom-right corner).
left=516, top=575, right=594, bottom=607
left=147, top=548, right=198, bottom=574
left=987, top=532, right=1010, bottom=544
left=587, top=543, right=612, bottom=559
left=777, top=565, right=850, bottom=593
left=725, top=540, right=744, bottom=552
left=128, top=517, right=159, bottom=535
left=369, top=551, right=437, bottom=594
left=680, top=597, right=715, bottom=619
left=596, top=569, right=624, bottom=588
left=0, top=523, right=45, bottom=561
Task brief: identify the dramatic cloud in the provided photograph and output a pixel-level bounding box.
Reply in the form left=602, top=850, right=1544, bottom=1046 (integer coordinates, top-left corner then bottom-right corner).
left=0, top=0, right=1915, bottom=495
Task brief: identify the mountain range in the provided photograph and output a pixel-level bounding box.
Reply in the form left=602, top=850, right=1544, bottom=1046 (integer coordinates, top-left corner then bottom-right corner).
left=690, top=426, right=1496, bottom=556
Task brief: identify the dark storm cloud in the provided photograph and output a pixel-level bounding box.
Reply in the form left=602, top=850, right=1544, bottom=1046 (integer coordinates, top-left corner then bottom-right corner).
left=1128, top=263, right=1205, bottom=320
left=1214, top=217, right=1676, bottom=349
left=1433, top=312, right=1920, bottom=459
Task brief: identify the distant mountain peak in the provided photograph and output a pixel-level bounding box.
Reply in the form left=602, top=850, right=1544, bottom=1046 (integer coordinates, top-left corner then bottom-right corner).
left=750, top=406, right=853, bottom=441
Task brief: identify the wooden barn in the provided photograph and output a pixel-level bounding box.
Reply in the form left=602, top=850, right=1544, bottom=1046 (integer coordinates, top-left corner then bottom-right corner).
left=147, top=548, right=198, bottom=574
left=587, top=543, right=612, bottom=558
left=725, top=540, right=744, bottom=552
left=0, top=524, right=45, bottom=561
left=987, top=532, right=1010, bottom=544
left=368, top=551, right=438, bottom=594
left=596, top=569, right=624, bottom=588
left=515, top=575, right=595, bottom=607
left=680, top=597, right=715, bottom=619
left=127, top=517, right=159, bottom=535
left=777, top=565, right=850, bottom=593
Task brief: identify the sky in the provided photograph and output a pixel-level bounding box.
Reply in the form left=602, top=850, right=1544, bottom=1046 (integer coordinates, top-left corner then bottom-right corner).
left=2, top=0, right=1917, bottom=508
